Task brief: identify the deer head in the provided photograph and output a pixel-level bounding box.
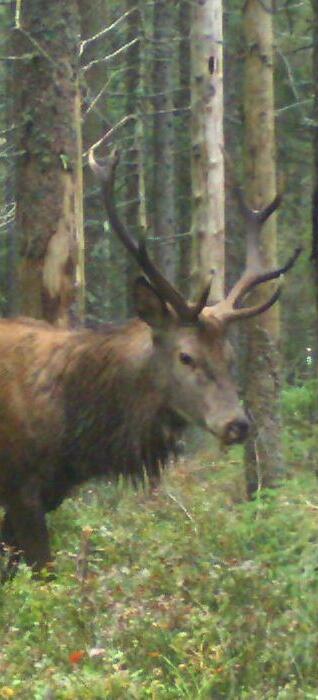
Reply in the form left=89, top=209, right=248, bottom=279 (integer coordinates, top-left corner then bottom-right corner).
left=89, top=147, right=300, bottom=445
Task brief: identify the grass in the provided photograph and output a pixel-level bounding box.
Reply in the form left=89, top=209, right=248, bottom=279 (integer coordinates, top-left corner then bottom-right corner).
left=1, top=439, right=318, bottom=699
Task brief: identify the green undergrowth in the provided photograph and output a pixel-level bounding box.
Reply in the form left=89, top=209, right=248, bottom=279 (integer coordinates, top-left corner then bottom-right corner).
left=1, top=449, right=318, bottom=698
left=282, top=378, right=318, bottom=471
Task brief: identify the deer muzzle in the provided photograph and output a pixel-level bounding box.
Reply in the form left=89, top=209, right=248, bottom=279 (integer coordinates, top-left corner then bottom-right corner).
left=222, top=416, right=249, bottom=445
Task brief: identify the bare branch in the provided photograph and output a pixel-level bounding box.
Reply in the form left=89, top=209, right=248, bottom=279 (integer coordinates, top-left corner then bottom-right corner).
left=276, top=47, right=304, bottom=117
left=79, top=7, right=139, bottom=56
left=82, top=38, right=140, bottom=73
left=84, top=116, right=136, bottom=159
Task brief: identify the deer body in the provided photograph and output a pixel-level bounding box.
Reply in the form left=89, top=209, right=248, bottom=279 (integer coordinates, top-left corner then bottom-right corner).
left=0, top=307, right=246, bottom=573
left=0, top=148, right=299, bottom=575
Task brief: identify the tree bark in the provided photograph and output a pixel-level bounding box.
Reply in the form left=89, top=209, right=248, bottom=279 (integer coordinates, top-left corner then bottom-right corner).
left=191, top=0, right=225, bottom=302
left=311, top=0, right=318, bottom=353
left=1, top=2, right=16, bottom=315
left=14, top=0, right=84, bottom=326
left=152, top=0, right=176, bottom=282
left=79, top=0, right=114, bottom=323
left=176, top=0, right=192, bottom=296
left=125, top=0, right=142, bottom=316
left=243, top=0, right=283, bottom=496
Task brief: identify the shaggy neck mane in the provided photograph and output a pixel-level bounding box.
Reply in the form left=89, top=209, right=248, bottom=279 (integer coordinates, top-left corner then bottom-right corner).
left=61, top=320, right=185, bottom=486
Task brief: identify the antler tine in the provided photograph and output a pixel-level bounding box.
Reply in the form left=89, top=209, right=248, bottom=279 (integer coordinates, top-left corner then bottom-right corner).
left=229, top=189, right=300, bottom=307
left=234, top=244, right=302, bottom=301
left=211, top=286, right=282, bottom=324
left=136, top=237, right=196, bottom=320
left=209, top=185, right=300, bottom=323
left=191, top=273, right=214, bottom=317
left=233, top=187, right=281, bottom=274
left=235, top=186, right=282, bottom=227
left=89, top=147, right=195, bottom=321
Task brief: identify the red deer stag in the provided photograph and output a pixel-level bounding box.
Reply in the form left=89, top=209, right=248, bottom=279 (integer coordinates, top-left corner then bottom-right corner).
left=0, top=148, right=299, bottom=576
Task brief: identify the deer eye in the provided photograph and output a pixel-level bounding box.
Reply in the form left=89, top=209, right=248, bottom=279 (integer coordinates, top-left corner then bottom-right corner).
left=179, top=352, right=196, bottom=368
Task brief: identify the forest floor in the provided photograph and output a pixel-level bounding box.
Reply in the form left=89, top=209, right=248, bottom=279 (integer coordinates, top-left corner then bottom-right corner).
left=1, top=456, right=318, bottom=698
left=1, top=381, right=318, bottom=699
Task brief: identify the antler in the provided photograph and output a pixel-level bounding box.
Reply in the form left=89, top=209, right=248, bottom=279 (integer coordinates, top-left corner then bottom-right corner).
left=210, top=186, right=301, bottom=323
left=89, top=145, right=299, bottom=327
left=89, top=147, right=208, bottom=323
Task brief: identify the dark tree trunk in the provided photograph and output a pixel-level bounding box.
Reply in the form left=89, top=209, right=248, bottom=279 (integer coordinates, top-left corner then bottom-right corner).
left=175, top=0, right=192, bottom=296
left=311, top=0, right=318, bottom=350
left=125, top=0, right=141, bottom=316
left=152, top=0, right=176, bottom=282
left=79, top=0, right=116, bottom=323
left=13, top=0, right=84, bottom=326
left=1, top=2, right=17, bottom=315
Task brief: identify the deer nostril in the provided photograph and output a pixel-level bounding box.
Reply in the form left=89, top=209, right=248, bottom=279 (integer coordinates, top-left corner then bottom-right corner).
left=223, top=418, right=249, bottom=445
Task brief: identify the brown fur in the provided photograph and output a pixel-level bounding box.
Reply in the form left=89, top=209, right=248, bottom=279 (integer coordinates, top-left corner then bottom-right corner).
left=0, top=288, right=247, bottom=575
left=0, top=319, right=181, bottom=495
left=0, top=316, right=184, bottom=574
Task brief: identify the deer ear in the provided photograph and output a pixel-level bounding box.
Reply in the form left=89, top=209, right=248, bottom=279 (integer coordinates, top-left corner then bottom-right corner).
left=133, top=277, right=170, bottom=328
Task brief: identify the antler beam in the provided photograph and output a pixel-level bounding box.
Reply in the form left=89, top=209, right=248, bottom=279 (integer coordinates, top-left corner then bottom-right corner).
left=88, top=147, right=203, bottom=322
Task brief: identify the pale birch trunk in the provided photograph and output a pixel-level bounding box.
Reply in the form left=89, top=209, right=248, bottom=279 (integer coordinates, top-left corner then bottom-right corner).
left=191, top=0, right=225, bottom=302
left=243, top=0, right=283, bottom=495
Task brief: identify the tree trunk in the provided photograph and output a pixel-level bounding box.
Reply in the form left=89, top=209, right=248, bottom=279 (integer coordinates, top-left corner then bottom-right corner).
left=1, top=2, right=16, bottom=315
left=79, top=0, right=113, bottom=323
left=14, top=0, right=84, bottom=326
left=125, top=0, right=141, bottom=316
left=311, top=0, right=318, bottom=355
left=191, top=0, right=225, bottom=302
left=243, top=0, right=283, bottom=496
left=176, top=0, right=192, bottom=296
left=152, top=0, right=176, bottom=282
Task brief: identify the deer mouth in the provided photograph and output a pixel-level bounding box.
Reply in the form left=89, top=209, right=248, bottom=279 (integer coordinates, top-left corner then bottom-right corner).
left=221, top=418, right=249, bottom=445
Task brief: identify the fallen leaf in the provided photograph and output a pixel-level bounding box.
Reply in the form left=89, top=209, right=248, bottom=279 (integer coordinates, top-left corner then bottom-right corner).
left=69, top=650, right=85, bottom=665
